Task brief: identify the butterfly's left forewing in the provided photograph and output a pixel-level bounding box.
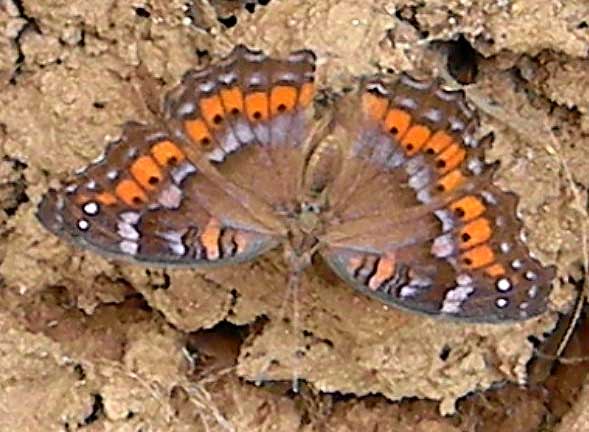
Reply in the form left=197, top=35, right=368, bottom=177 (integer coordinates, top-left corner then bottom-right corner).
left=321, top=75, right=555, bottom=322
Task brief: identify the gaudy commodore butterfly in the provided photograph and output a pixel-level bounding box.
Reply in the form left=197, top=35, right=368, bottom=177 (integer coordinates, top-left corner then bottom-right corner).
left=37, top=45, right=555, bottom=322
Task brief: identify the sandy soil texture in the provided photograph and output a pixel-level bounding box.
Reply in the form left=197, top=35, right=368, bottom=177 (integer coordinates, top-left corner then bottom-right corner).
left=1, top=0, right=588, bottom=430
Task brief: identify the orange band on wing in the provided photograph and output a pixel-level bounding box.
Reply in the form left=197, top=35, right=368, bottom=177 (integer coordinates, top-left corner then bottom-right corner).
left=298, top=82, right=315, bottom=107
left=151, top=140, right=185, bottom=166
left=271, top=85, right=298, bottom=115
left=401, top=124, right=431, bottom=156
left=200, top=95, right=226, bottom=128
left=368, top=255, right=396, bottom=291
left=220, top=87, right=244, bottom=115
left=384, top=109, right=411, bottom=138
left=201, top=218, right=221, bottom=260
left=459, top=218, right=492, bottom=250
left=450, top=196, right=485, bottom=222
left=130, top=156, right=163, bottom=190
left=186, top=118, right=213, bottom=148
left=461, top=244, right=495, bottom=269
left=362, top=92, right=388, bottom=121
left=115, top=179, right=148, bottom=206
left=245, top=92, right=269, bottom=121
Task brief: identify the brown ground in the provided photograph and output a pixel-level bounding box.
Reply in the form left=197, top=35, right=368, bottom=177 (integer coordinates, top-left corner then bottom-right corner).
left=0, top=0, right=588, bottom=431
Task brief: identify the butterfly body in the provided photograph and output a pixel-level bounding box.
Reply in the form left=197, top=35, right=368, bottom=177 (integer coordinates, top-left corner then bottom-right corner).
left=37, top=45, right=555, bottom=323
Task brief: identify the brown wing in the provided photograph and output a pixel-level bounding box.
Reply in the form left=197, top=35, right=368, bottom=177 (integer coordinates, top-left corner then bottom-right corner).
left=37, top=46, right=317, bottom=267
left=320, top=75, right=555, bottom=322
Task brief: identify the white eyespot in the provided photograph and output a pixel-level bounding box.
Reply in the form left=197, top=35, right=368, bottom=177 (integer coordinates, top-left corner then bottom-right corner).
left=77, top=219, right=90, bottom=231
left=496, top=278, right=512, bottom=292
left=528, top=285, right=538, bottom=298
left=519, top=302, right=529, bottom=310
left=83, top=201, right=99, bottom=216
left=500, top=242, right=511, bottom=253
left=86, top=180, right=97, bottom=190
left=519, top=230, right=528, bottom=242
left=65, top=184, right=78, bottom=194
left=495, top=297, right=509, bottom=308
left=511, top=259, right=523, bottom=269
left=525, top=271, right=537, bottom=281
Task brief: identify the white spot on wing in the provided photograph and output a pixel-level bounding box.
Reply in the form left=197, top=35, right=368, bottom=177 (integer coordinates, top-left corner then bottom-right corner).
left=158, top=184, right=183, bottom=209
left=77, top=219, right=90, bottom=231
left=441, top=285, right=474, bottom=314
left=120, top=240, right=138, bottom=255
left=170, top=161, right=197, bottom=185
left=83, top=201, right=99, bottom=216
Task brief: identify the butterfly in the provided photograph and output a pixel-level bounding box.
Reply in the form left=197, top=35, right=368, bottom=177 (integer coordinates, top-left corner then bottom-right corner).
left=37, top=45, right=555, bottom=323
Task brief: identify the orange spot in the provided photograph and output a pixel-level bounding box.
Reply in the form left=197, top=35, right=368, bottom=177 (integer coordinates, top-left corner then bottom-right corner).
left=151, top=140, right=185, bottom=166
left=450, top=196, right=485, bottom=222
left=96, top=192, right=118, bottom=206
left=346, top=256, right=363, bottom=275
left=401, top=124, right=431, bottom=156
left=362, top=92, right=388, bottom=121
left=220, top=87, right=244, bottom=115
left=130, top=156, right=163, bottom=191
left=200, top=95, right=225, bottom=128
left=384, top=109, right=411, bottom=138
left=423, top=130, right=453, bottom=155
left=245, top=92, right=269, bottom=121
left=459, top=218, right=492, bottom=250
left=436, top=143, right=466, bottom=174
left=298, top=82, right=314, bottom=107
left=201, top=218, right=221, bottom=260
left=270, top=85, right=298, bottom=115
left=368, top=255, right=396, bottom=291
left=185, top=118, right=213, bottom=148
left=233, top=231, right=248, bottom=254
left=461, top=244, right=495, bottom=269
left=115, top=179, right=148, bottom=206
left=484, top=263, right=506, bottom=277
left=436, top=169, right=464, bottom=192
